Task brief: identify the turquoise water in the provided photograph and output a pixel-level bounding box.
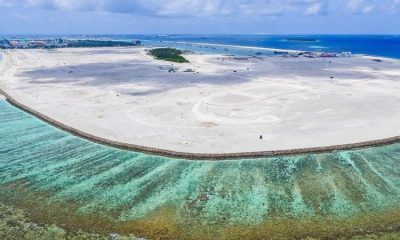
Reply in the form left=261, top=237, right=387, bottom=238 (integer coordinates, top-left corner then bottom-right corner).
left=4, top=35, right=400, bottom=58
left=0, top=99, right=400, bottom=238
left=139, top=35, right=400, bottom=59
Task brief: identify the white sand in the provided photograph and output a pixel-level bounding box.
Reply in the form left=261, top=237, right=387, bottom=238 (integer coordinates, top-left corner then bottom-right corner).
left=1, top=47, right=400, bottom=153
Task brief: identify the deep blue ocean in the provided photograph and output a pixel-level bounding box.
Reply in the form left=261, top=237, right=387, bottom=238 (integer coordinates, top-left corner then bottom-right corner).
left=2, top=34, right=400, bottom=59
left=136, top=35, right=400, bottom=59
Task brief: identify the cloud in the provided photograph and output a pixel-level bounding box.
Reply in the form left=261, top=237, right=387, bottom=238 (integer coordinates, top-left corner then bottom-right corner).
left=346, top=0, right=376, bottom=14
left=0, top=0, right=399, bottom=18
left=391, top=0, right=400, bottom=12
left=0, top=0, right=325, bottom=17
left=305, top=2, right=325, bottom=15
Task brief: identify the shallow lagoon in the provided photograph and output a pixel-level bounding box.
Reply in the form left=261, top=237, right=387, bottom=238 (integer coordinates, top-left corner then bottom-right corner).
left=0, top=99, right=399, bottom=239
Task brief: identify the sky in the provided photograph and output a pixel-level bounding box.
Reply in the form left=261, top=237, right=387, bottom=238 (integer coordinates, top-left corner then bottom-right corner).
left=0, top=0, right=400, bottom=35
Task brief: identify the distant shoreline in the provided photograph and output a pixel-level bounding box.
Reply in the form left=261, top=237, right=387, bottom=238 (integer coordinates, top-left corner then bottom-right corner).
left=148, top=39, right=301, bottom=54
left=149, top=40, right=400, bottom=61
left=1, top=88, right=400, bottom=160
left=143, top=35, right=400, bottom=59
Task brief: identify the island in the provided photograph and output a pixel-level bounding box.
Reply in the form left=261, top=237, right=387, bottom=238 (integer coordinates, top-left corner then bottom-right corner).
left=149, top=47, right=189, bottom=63
left=1, top=46, right=400, bottom=154
left=0, top=38, right=142, bottom=49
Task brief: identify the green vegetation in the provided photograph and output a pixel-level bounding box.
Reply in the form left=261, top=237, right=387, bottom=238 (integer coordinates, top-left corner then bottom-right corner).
left=149, top=48, right=189, bottom=63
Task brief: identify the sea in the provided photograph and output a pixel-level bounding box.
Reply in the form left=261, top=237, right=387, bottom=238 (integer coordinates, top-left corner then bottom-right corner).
left=128, top=34, right=400, bottom=59
left=2, top=34, right=400, bottom=59
left=0, top=99, right=400, bottom=239
left=1, top=35, right=400, bottom=238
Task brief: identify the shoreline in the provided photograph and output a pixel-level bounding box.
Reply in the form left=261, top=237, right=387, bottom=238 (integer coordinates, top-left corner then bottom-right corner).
left=145, top=38, right=400, bottom=60
left=1, top=87, right=400, bottom=160
left=146, top=39, right=400, bottom=60
left=148, top=40, right=301, bottom=54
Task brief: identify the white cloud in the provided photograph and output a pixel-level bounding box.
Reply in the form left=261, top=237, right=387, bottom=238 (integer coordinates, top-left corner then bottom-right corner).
left=305, top=2, right=323, bottom=15
left=0, top=0, right=324, bottom=16
left=362, top=4, right=375, bottom=13
left=392, top=0, right=400, bottom=12
left=346, top=0, right=376, bottom=14
left=0, top=0, right=398, bottom=17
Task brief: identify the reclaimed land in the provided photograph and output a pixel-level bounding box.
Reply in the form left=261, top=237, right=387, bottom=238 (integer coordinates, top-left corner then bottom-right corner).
left=1, top=47, right=400, bottom=154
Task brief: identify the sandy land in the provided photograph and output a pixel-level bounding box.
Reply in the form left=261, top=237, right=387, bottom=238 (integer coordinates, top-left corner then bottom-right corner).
left=1, top=47, right=400, bottom=153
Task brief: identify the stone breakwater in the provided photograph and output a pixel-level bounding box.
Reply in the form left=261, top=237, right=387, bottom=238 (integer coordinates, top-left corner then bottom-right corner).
left=1, top=87, right=400, bottom=160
